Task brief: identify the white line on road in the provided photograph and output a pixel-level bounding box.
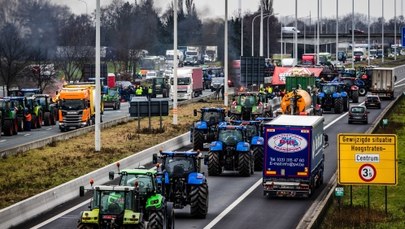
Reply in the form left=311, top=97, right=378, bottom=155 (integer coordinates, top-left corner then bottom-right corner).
left=24, top=134, right=31, bottom=136
left=203, top=179, right=262, bottom=229
left=0, top=140, right=6, bottom=143
left=31, top=200, right=89, bottom=229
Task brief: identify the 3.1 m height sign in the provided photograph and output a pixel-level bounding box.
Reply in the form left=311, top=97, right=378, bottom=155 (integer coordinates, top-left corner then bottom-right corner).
left=338, top=134, right=398, bottom=186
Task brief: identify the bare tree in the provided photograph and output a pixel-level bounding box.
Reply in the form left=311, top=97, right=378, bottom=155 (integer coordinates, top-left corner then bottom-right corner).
left=0, top=23, right=30, bottom=96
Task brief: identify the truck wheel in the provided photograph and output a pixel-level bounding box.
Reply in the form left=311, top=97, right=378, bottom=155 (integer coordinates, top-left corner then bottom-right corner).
left=358, top=88, right=367, bottom=96
left=253, top=146, right=264, bottom=171
left=342, top=97, right=349, bottom=112
left=44, top=112, right=51, bottom=126
left=3, top=120, right=13, bottom=136
left=193, top=130, right=204, bottom=151
left=352, top=90, right=359, bottom=103
left=148, top=209, right=164, bottom=229
left=334, top=99, right=343, bottom=114
left=238, top=153, right=251, bottom=177
left=190, top=183, right=209, bottom=219
left=208, top=151, right=222, bottom=176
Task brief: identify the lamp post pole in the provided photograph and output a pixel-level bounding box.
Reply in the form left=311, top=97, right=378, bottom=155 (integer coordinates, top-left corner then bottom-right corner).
left=351, top=0, right=355, bottom=69
left=368, top=0, right=371, bottom=66
left=382, top=0, right=385, bottom=63
left=336, top=0, right=339, bottom=61
left=251, top=13, right=271, bottom=56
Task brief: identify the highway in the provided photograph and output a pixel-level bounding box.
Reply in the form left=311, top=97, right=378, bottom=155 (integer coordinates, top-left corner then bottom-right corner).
left=11, top=81, right=405, bottom=229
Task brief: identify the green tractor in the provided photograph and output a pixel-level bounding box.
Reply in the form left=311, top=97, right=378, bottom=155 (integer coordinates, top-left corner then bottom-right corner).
left=109, top=165, right=174, bottom=229
left=78, top=182, right=146, bottom=229
left=0, top=98, right=18, bottom=136
left=7, top=96, right=28, bottom=131
left=34, top=94, right=58, bottom=126
left=103, top=87, right=121, bottom=110
left=229, top=92, right=272, bottom=120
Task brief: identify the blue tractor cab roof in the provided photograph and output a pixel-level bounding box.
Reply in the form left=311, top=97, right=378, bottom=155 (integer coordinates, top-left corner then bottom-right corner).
left=200, top=107, right=226, bottom=112
left=160, top=151, right=200, bottom=157
left=231, top=120, right=262, bottom=126
left=4, top=96, right=25, bottom=101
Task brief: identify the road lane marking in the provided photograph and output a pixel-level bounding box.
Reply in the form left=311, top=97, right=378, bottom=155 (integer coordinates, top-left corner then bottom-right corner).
left=30, top=200, right=89, bottom=229
left=203, top=179, right=262, bottom=229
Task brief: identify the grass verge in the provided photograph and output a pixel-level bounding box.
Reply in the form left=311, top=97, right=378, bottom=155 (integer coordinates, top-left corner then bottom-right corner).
left=319, top=96, right=405, bottom=229
left=0, top=98, right=226, bottom=210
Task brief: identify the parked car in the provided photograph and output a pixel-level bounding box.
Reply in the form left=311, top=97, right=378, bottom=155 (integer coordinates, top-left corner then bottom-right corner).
left=348, top=105, right=369, bottom=124
left=365, top=94, right=381, bottom=109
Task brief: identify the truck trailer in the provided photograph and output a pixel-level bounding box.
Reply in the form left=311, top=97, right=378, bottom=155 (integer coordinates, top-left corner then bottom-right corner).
left=262, top=115, right=328, bottom=198
left=170, top=67, right=203, bottom=100
left=370, top=65, right=405, bottom=99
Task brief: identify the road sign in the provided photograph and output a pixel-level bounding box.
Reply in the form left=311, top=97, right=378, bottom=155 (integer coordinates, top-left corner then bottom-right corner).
left=402, top=27, right=405, bottom=47
left=338, top=134, right=397, bottom=185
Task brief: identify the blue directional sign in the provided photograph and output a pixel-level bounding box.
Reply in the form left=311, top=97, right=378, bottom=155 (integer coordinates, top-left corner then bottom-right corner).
left=402, top=27, right=405, bottom=47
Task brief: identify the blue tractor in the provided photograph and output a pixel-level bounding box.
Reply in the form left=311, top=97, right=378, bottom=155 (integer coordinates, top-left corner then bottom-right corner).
left=231, top=118, right=272, bottom=171
left=190, top=107, right=227, bottom=150
left=153, top=151, right=209, bottom=219
left=206, top=124, right=254, bottom=177
left=317, top=82, right=349, bottom=114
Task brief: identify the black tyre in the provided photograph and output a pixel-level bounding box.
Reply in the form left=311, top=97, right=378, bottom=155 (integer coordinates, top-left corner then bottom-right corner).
left=166, top=202, right=175, bottom=229
left=17, top=117, right=24, bottom=131
left=352, top=90, right=359, bottom=103
left=358, top=87, right=367, bottom=96
left=51, top=110, right=57, bottom=125
left=238, top=153, right=251, bottom=177
left=44, top=112, right=51, bottom=126
left=148, top=209, right=164, bottom=229
left=3, top=120, right=13, bottom=136
left=342, top=97, right=349, bottom=112
left=334, top=98, right=343, bottom=114
left=12, top=119, right=18, bottom=135
left=77, top=222, right=93, bottom=229
left=190, top=183, right=209, bottom=219
left=113, top=103, right=117, bottom=110
left=253, top=146, right=264, bottom=171
left=208, top=151, right=221, bottom=176
left=193, top=130, right=204, bottom=151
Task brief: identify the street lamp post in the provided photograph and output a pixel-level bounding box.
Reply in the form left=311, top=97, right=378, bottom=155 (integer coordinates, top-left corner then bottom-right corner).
left=351, top=0, right=355, bottom=69
left=251, top=13, right=271, bottom=56
left=382, top=0, right=385, bottom=63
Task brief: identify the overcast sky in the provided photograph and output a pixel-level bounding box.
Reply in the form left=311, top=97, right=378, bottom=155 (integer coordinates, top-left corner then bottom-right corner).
left=54, top=0, right=401, bottom=21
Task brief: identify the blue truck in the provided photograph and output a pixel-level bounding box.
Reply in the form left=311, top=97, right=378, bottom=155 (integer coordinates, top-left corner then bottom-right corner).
left=262, top=115, right=328, bottom=198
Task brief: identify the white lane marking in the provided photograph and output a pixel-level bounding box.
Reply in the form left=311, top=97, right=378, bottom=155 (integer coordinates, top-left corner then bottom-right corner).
left=394, top=83, right=405, bottom=88
left=203, top=179, right=263, bottom=229
left=30, top=200, right=89, bottom=229
left=24, top=134, right=31, bottom=137
left=46, top=128, right=52, bottom=131
left=0, top=140, right=6, bottom=143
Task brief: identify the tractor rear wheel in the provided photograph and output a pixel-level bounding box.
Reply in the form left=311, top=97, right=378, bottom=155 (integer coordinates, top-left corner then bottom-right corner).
left=208, top=151, right=221, bottom=176
left=343, top=97, right=349, bottom=112
left=31, top=115, right=38, bottom=129
left=238, top=153, right=251, bottom=177
left=148, top=209, right=164, bottom=229
left=190, top=183, right=209, bottom=219
left=193, top=130, right=204, bottom=151
left=3, top=120, right=14, bottom=136
left=165, top=202, right=175, bottom=229
left=44, top=112, right=51, bottom=126
left=253, top=146, right=264, bottom=171
left=77, top=222, right=93, bottom=229
left=37, top=112, right=43, bottom=128
left=358, top=87, right=367, bottom=96
left=17, top=117, right=24, bottom=131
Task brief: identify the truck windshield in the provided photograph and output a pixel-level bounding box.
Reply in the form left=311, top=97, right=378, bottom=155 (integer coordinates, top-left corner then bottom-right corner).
left=218, top=129, right=243, bottom=145
left=177, top=78, right=191, bottom=85
left=61, top=100, right=85, bottom=110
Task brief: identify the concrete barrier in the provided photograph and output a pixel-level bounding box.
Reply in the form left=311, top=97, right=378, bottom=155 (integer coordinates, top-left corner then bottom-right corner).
left=0, top=132, right=190, bottom=228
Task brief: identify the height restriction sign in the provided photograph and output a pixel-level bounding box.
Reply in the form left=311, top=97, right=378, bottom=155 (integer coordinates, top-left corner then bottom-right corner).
left=338, top=134, right=398, bottom=186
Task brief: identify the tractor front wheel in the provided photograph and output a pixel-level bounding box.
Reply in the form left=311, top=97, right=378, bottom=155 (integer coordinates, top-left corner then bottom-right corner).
left=208, top=151, right=221, bottom=176
left=193, top=130, right=204, bottom=151
left=238, top=153, right=251, bottom=177
left=190, top=183, right=209, bottom=219
left=148, top=209, right=165, bottom=229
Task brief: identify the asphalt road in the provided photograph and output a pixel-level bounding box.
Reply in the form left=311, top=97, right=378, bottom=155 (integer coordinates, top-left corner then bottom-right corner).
left=13, top=82, right=405, bottom=229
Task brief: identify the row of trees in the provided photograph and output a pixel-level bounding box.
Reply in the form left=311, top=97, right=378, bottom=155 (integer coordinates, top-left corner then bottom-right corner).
left=0, top=0, right=403, bottom=96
